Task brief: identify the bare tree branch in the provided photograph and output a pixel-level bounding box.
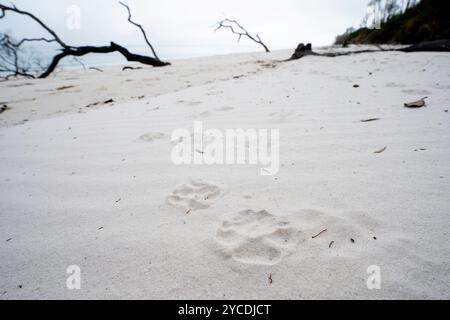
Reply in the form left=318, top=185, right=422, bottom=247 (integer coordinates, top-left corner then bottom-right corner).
left=72, top=57, right=86, bottom=70
left=119, top=1, right=160, bottom=61
left=11, top=37, right=57, bottom=48
left=0, top=33, right=36, bottom=79
left=0, top=1, right=169, bottom=80
left=0, top=3, right=66, bottom=47
left=39, top=43, right=169, bottom=78
left=215, top=18, right=270, bottom=53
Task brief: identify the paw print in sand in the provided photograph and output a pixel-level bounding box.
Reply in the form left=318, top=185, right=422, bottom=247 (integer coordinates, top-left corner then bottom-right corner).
left=216, top=209, right=303, bottom=265
left=167, top=179, right=221, bottom=213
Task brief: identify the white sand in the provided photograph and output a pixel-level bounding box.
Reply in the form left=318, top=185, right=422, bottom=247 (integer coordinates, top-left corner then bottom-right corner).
left=0, top=47, right=449, bottom=299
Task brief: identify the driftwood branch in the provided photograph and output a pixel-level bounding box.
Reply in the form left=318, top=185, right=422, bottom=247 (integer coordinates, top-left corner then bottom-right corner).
left=286, top=43, right=395, bottom=61
left=119, top=1, right=161, bottom=61
left=40, top=42, right=168, bottom=78
left=215, top=18, right=270, bottom=53
left=399, top=39, right=450, bottom=52
left=286, top=40, right=450, bottom=63
left=0, top=2, right=169, bottom=80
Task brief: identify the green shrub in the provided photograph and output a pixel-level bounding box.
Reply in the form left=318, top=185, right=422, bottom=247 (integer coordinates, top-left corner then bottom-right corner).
left=335, top=0, right=450, bottom=45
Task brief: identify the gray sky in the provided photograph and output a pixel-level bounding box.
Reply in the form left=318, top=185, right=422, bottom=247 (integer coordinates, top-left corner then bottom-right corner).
left=1, top=0, right=370, bottom=58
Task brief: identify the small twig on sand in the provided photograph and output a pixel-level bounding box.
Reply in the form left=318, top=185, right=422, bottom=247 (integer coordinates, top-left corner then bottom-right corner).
left=374, top=147, right=387, bottom=154
left=312, top=229, right=327, bottom=239
left=89, top=67, right=103, bottom=72
left=84, top=99, right=114, bottom=109
left=329, top=241, right=334, bottom=248
left=186, top=208, right=192, bottom=215
left=360, top=118, right=380, bottom=123
left=268, top=273, right=273, bottom=285
left=122, top=66, right=143, bottom=71
left=56, top=85, right=76, bottom=91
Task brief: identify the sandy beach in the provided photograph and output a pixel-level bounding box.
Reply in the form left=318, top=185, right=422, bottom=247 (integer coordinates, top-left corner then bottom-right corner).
left=0, top=47, right=449, bottom=299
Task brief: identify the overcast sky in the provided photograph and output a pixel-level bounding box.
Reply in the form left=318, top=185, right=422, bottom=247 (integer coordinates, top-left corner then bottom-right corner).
left=1, top=0, right=370, bottom=58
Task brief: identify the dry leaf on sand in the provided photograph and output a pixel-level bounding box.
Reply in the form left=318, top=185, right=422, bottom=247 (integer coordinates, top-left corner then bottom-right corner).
left=360, top=118, right=380, bottom=122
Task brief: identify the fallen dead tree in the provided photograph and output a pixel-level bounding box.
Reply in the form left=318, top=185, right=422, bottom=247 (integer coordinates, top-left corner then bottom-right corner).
left=286, top=43, right=392, bottom=61
left=400, top=39, right=450, bottom=52
left=0, top=2, right=170, bottom=80
left=287, top=39, right=450, bottom=62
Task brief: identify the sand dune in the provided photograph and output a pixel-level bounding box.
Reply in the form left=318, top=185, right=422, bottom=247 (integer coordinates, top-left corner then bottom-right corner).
left=0, top=48, right=449, bottom=299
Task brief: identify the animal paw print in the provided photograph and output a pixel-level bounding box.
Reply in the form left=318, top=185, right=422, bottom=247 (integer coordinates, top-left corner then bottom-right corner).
left=216, top=210, right=302, bottom=265
left=167, top=180, right=221, bottom=212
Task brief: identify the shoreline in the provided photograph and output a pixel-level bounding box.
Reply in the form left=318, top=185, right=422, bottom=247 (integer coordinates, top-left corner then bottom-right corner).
left=25, top=43, right=397, bottom=74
